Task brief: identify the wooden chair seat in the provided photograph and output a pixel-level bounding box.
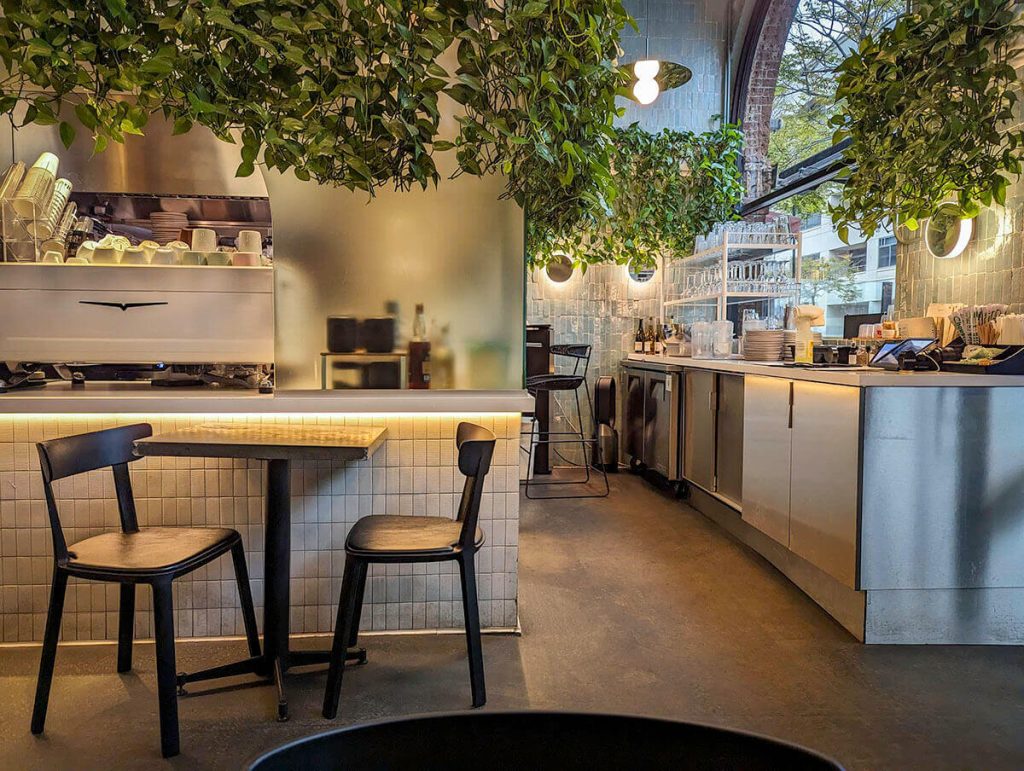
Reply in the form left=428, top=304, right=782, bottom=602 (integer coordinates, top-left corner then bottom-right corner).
left=323, top=422, right=496, bottom=719
left=67, top=527, right=240, bottom=577
left=346, top=515, right=484, bottom=558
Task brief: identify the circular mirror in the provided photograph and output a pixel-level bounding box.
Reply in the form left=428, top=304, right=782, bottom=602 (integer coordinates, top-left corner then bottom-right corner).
left=627, top=259, right=657, bottom=283
left=925, top=204, right=973, bottom=259
left=545, top=254, right=574, bottom=283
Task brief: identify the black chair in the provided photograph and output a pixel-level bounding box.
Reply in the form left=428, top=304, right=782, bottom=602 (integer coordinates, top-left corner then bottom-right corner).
left=522, top=343, right=609, bottom=499
left=248, top=710, right=845, bottom=770
left=31, top=423, right=261, bottom=758
left=322, top=422, right=495, bottom=719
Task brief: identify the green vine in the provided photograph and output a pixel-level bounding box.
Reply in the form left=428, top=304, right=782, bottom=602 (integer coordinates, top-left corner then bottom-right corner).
left=0, top=0, right=630, bottom=251
left=829, top=0, right=1024, bottom=240
left=532, top=121, right=744, bottom=269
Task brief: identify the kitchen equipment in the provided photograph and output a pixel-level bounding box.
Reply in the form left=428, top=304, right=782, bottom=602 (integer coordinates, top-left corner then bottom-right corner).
left=232, top=251, right=261, bottom=267
left=711, top=319, right=733, bottom=359
left=794, top=305, right=824, bottom=363
left=327, top=316, right=359, bottom=353
left=359, top=316, right=396, bottom=353
left=594, top=376, right=618, bottom=473
left=742, top=329, right=784, bottom=362
left=691, top=321, right=712, bottom=359
left=621, top=359, right=683, bottom=482
left=868, top=338, right=936, bottom=370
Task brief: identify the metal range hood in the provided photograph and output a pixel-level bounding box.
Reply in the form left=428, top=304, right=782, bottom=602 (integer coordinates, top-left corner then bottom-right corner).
left=1, top=106, right=268, bottom=198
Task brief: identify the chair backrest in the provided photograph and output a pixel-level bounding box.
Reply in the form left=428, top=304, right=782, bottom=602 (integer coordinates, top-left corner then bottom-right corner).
left=36, top=423, right=152, bottom=564
left=550, top=343, right=592, bottom=378
left=454, top=422, right=496, bottom=549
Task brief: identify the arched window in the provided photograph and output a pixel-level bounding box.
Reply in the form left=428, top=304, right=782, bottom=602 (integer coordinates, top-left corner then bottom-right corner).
left=734, top=0, right=905, bottom=336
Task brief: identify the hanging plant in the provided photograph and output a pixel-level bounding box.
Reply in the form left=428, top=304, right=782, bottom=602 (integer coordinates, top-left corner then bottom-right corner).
left=0, top=0, right=630, bottom=239
left=829, top=0, right=1024, bottom=241
left=532, top=121, right=744, bottom=269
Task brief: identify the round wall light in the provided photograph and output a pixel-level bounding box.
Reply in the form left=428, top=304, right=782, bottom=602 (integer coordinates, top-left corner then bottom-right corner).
left=627, top=259, right=657, bottom=283
left=545, top=253, right=574, bottom=283
left=925, top=204, right=974, bottom=259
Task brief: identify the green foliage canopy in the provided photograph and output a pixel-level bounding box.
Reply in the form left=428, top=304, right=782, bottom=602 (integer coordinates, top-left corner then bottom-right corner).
left=829, top=0, right=1024, bottom=240
left=0, top=0, right=631, bottom=257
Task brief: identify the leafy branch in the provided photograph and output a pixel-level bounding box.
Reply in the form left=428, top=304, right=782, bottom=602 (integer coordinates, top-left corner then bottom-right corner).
left=829, top=0, right=1024, bottom=240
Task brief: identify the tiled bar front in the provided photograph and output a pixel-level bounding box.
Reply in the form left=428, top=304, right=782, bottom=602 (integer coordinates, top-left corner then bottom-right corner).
left=0, top=412, right=521, bottom=644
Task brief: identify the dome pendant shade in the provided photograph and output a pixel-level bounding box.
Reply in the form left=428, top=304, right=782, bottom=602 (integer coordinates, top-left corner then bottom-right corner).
left=621, top=61, right=692, bottom=105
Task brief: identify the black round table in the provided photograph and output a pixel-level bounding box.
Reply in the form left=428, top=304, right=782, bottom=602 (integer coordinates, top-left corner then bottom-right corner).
left=246, top=710, right=844, bottom=770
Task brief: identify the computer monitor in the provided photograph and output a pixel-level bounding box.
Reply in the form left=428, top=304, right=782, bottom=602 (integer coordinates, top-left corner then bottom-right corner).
left=844, top=313, right=882, bottom=339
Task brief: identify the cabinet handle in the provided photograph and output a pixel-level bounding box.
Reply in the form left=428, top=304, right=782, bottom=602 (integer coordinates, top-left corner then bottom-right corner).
left=788, top=382, right=794, bottom=429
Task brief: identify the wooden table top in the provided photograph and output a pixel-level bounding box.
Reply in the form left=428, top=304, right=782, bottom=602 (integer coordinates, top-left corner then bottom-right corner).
left=134, top=422, right=388, bottom=462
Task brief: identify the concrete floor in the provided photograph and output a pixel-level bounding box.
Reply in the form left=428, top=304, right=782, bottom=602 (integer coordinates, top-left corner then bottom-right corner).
left=1, top=473, right=1023, bottom=770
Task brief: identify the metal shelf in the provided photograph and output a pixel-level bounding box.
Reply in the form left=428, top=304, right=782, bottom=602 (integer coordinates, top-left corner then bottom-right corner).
left=664, top=290, right=797, bottom=307
left=674, top=239, right=801, bottom=264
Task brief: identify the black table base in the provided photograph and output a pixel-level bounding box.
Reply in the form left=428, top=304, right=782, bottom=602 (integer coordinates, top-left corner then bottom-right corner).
left=173, top=459, right=366, bottom=721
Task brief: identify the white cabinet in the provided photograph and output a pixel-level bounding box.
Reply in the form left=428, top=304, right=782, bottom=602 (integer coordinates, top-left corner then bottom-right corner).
left=742, top=376, right=861, bottom=588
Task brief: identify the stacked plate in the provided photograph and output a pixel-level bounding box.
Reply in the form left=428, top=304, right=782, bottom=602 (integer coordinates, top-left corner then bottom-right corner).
left=150, top=211, right=189, bottom=243
left=743, top=330, right=785, bottom=362
left=782, top=330, right=797, bottom=361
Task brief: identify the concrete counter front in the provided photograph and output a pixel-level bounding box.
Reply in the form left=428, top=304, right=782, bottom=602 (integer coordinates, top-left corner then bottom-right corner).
left=0, top=388, right=529, bottom=644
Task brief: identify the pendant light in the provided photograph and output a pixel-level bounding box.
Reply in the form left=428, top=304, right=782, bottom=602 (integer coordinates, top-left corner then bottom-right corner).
left=621, top=0, right=691, bottom=106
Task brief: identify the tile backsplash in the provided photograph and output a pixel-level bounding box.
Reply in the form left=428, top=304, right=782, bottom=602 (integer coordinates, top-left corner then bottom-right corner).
left=0, top=413, right=520, bottom=644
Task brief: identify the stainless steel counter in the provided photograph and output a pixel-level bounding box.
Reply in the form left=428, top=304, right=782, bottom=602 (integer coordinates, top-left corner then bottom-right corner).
left=625, top=354, right=1024, bottom=387
left=622, top=355, right=1024, bottom=645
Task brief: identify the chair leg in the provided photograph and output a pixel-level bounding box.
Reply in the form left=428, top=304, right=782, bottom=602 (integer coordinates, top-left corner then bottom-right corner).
left=31, top=567, right=68, bottom=735
left=117, top=584, right=135, bottom=673
left=347, top=561, right=368, bottom=648
left=230, top=541, right=262, bottom=659
left=322, top=557, right=362, bottom=719
left=458, top=554, right=486, bottom=708
left=152, top=580, right=180, bottom=758
left=584, top=383, right=610, bottom=496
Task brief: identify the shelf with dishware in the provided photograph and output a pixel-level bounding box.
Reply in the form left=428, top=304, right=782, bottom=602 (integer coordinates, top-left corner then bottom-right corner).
left=0, top=153, right=272, bottom=268
left=663, top=221, right=802, bottom=323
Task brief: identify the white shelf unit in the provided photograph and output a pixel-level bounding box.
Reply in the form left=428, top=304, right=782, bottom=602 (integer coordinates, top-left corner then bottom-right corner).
left=662, top=232, right=803, bottom=322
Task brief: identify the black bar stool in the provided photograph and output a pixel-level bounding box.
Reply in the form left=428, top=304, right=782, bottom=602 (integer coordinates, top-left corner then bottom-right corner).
left=322, top=422, right=495, bottom=719
left=31, top=423, right=261, bottom=758
left=522, top=343, right=609, bottom=498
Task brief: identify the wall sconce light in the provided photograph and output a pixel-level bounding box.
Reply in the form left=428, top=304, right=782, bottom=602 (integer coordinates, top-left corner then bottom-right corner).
left=545, top=253, right=574, bottom=283
left=925, top=203, right=974, bottom=259
left=627, top=258, right=657, bottom=284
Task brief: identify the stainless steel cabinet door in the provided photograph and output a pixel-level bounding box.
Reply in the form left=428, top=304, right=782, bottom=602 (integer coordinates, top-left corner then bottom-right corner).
left=643, top=371, right=681, bottom=479
left=683, top=369, right=717, bottom=492
left=715, top=374, right=745, bottom=507
left=741, top=376, right=792, bottom=545
left=789, top=381, right=861, bottom=588
left=623, top=368, right=646, bottom=464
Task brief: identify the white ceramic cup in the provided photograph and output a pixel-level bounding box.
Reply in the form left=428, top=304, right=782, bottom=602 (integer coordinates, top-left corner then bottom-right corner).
left=180, top=251, right=204, bottom=266
left=139, top=240, right=159, bottom=261
left=151, top=247, right=177, bottom=265
left=121, top=246, right=147, bottom=265
left=205, top=251, right=231, bottom=266
left=41, top=250, right=64, bottom=264
left=231, top=251, right=261, bottom=267
left=76, top=240, right=98, bottom=262
left=237, top=229, right=262, bottom=254
left=66, top=256, right=89, bottom=264
left=191, top=228, right=218, bottom=252
left=92, top=245, right=121, bottom=264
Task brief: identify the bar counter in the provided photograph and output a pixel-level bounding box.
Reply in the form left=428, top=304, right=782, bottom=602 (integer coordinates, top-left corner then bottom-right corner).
left=0, top=387, right=529, bottom=645
left=621, top=354, right=1024, bottom=645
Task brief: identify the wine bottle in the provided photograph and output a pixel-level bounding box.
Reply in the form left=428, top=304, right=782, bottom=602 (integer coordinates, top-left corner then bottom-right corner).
left=634, top=318, right=644, bottom=353
left=654, top=318, right=664, bottom=355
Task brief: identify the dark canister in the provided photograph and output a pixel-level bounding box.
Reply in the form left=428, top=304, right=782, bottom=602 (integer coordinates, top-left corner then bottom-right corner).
left=359, top=317, right=396, bottom=353
left=326, top=316, right=358, bottom=353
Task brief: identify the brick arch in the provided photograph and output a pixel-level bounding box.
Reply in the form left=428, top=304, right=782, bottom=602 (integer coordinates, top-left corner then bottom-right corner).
left=733, top=0, right=800, bottom=199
